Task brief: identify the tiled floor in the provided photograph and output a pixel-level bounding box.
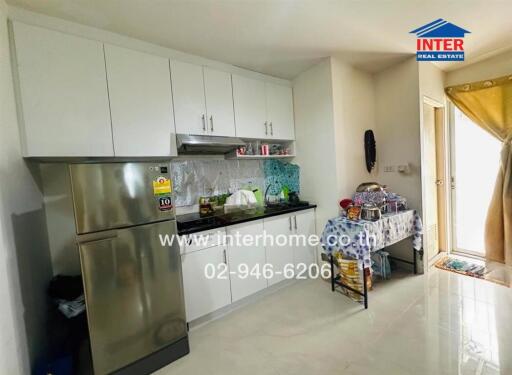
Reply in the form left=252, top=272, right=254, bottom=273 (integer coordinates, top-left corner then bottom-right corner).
left=157, top=268, right=512, bottom=375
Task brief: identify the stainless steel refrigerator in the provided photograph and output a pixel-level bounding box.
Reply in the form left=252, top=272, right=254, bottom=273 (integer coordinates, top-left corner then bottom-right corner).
left=44, top=162, right=189, bottom=374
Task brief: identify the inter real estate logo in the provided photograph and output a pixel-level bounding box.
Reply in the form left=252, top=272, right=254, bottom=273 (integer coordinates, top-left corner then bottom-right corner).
left=410, top=19, right=470, bottom=61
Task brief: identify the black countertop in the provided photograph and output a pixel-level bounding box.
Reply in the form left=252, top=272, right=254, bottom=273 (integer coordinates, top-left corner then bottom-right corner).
left=176, top=203, right=317, bottom=235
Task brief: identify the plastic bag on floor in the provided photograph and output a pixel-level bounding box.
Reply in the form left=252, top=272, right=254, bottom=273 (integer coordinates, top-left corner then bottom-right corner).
left=49, top=275, right=86, bottom=318
left=57, top=294, right=86, bottom=319
left=371, top=250, right=391, bottom=279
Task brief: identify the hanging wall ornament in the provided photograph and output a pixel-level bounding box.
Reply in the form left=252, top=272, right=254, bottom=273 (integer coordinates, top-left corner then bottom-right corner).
left=364, top=130, right=376, bottom=173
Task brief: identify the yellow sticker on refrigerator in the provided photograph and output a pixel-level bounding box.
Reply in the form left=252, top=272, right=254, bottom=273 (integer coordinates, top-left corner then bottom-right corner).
left=153, top=176, right=172, bottom=196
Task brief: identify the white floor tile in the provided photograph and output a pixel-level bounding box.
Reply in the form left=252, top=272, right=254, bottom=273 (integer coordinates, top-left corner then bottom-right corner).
left=156, top=268, right=512, bottom=375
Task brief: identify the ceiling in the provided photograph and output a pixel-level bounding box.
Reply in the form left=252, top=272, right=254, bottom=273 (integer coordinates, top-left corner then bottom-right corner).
left=6, top=0, right=512, bottom=79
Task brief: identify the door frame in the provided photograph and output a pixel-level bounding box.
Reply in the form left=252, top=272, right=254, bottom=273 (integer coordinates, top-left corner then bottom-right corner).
left=420, top=95, right=451, bottom=270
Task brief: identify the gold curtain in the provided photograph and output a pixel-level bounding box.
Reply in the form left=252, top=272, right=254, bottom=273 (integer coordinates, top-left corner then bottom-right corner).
left=446, top=75, right=512, bottom=265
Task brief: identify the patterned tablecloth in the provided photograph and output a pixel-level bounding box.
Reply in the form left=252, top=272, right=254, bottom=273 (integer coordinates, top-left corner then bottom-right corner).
left=321, top=210, right=423, bottom=268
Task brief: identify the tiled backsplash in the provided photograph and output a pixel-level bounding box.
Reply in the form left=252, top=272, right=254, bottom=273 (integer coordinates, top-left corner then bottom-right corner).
left=171, top=159, right=300, bottom=207
left=264, top=159, right=300, bottom=195
left=171, top=159, right=264, bottom=207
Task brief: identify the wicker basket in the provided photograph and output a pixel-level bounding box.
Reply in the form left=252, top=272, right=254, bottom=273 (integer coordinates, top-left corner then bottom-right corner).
left=334, top=252, right=372, bottom=302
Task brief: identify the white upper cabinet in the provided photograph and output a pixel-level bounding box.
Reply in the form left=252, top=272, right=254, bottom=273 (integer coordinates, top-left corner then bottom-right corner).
left=12, top=22, right=113, bottom=157
left=203, top=67, right=236, bottom=137
left=171, top=62, right=236, bottom=137
left=233, top=75, right=295, bottom=140
left=104, top=44, right=176, bottom=157
left=12, top=22, right=294, bottom=157
left=232, top=75, right=267, bottom=139
left=170, top=60, right=207, bottom=136
left=265, top=83, right=295, bottom=140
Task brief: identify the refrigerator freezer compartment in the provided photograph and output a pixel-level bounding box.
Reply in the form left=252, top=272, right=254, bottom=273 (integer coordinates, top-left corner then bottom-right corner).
left=70, top=162, right=175, bottom=234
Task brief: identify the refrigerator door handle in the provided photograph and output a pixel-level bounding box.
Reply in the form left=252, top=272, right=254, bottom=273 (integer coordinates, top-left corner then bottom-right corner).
left=77, top=231, right=118, bottom=244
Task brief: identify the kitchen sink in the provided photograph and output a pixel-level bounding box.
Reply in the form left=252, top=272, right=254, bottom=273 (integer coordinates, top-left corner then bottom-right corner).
left=264, top=201, right=309, bottom=213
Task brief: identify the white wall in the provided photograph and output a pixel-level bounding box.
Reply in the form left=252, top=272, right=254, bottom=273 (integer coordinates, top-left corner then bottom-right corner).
left=375, top=58, right=422, bottom=212
left=295, top=56, right=444, bottom=272
left=374, top=57, right=422, bottom=262
left=373, top=60, right=445, bottom=270
left=419, top=63, right=445, bottom=105
left=293, top=59, right=338, bottom=235
left=293, top=57, right=377, bottom=243
left=296, top=56, right=425, bottom=222
left=331, top=57, right=377, bottom=198
left=445, top=49, right=512, bottom=86
left=0, top=2, right=51, bottom=372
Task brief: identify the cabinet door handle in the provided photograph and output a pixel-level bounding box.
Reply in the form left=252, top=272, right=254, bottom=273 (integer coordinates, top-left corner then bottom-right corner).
left=223, top=249, right=227, bottom=264
left=202, top=114, right=206, bottom=131
left=294, top=215, right=297, bottom=230
left=264, top=121, right=268, bottom=135
left=270, top=122, right=273, bottom=136
left=289, top=216, right=292, bottom=231
left=210, top=115, right=214, bottom=132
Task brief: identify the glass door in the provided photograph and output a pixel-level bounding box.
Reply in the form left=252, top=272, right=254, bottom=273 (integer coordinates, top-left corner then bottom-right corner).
left=450, top=105, right=501, bottom=257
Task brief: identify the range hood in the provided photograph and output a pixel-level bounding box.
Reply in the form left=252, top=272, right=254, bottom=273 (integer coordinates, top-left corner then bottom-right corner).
left=176, top=134, right=245, bottom=155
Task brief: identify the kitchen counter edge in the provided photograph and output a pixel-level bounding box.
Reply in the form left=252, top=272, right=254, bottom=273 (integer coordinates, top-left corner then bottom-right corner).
left=177, top=205, right=317, bottom=235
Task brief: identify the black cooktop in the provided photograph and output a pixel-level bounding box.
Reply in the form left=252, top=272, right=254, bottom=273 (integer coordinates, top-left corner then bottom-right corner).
left=176, top=202, right=316, bottom=235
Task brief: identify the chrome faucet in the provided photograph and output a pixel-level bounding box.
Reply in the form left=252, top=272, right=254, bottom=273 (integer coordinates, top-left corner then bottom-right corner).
left=264, top=183, right=273, bottom=205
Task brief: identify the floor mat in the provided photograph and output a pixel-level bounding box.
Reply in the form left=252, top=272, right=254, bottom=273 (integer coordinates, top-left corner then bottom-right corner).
left=435, top=256, right=510, bottom=287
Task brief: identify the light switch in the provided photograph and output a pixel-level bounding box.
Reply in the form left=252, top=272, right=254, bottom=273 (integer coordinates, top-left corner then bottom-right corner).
left=397, top=164, right=411, bottom=174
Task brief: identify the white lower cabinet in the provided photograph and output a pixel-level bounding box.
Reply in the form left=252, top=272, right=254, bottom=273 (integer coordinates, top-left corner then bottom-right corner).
left=180, top=210, right=316, bottom=322
left=226, top=220, right=268, bottom=302
left=293, top=209, right=317, bottom=268
left=263, top=214, right=294, bottom=286
left=263, top=209, right=317, bottom=283
left=181, top=245, right=231, bottom=322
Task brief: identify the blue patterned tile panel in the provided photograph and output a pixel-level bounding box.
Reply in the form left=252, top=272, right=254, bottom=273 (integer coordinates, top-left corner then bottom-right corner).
left=263, top=160, right=300, bottom=195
